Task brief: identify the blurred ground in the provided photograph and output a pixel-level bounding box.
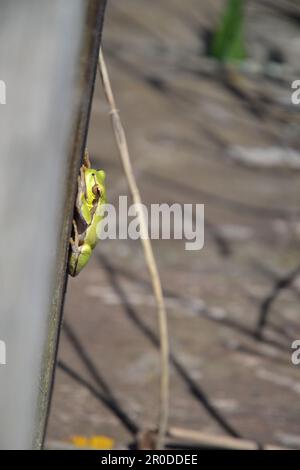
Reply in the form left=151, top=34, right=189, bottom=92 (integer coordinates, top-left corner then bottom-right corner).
left=46, top=0, right=300, bottom=449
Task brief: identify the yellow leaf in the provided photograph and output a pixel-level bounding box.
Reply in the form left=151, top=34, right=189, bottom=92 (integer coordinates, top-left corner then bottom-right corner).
left=70, top=434, right=114, bottom=450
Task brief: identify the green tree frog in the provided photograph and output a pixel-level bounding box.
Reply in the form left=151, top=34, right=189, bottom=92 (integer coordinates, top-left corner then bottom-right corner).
left=68, top=150, right=106, bottom=276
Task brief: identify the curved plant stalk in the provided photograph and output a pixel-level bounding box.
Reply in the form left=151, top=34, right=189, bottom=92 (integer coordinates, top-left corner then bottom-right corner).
left=98, top=49, right=170, bottom=450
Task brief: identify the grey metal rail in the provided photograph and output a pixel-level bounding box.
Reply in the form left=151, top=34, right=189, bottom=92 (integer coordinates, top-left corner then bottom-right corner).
left=0, top=0, right=107, bottom=449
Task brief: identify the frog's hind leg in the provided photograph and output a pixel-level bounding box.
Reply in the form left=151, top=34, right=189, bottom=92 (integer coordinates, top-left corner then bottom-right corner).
left=70, top=220, right=80, bottom=252
left=69, top=220, right=82, bottom=276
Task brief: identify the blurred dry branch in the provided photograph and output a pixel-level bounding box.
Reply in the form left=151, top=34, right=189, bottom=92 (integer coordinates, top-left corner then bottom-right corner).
left=167, top=427, right=290, bottom=450
left=256, top=265, right=300, bottom=338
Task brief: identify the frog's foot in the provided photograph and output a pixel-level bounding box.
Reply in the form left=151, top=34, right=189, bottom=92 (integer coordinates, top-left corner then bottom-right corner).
left=69, top=236, right=77, bottom=250
left=83, top=149, right=91, bottom=168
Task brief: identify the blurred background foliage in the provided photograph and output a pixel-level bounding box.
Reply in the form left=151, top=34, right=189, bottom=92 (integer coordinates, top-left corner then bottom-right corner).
left=210, top=0, right=246, bottom=62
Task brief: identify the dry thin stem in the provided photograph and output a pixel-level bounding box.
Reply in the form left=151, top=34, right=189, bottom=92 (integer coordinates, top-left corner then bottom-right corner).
left=168, top=427, right=290, bottom=450
left=98, top=49, right=169, bottom=450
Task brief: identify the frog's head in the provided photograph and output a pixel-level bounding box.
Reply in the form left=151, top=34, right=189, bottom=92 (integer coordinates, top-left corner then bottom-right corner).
left=84, top=168, right=106, bottom=207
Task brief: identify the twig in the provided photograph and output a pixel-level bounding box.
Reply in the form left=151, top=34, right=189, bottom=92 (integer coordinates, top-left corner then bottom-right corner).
left=58, top=359, right=138, bottom=436
left=256, top=265, right=300, bottom=338
left=98, top=49, right=170, bottom=450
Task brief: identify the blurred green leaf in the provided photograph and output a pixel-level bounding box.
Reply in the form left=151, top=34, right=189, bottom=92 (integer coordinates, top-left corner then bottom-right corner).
left=210, top=0, right=246, bottom=62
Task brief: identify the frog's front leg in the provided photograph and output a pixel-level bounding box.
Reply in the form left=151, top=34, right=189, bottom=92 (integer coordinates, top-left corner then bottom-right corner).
left=75, top=163, right=92, bottom=228
left=75, top=167, right=86, bottom=214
